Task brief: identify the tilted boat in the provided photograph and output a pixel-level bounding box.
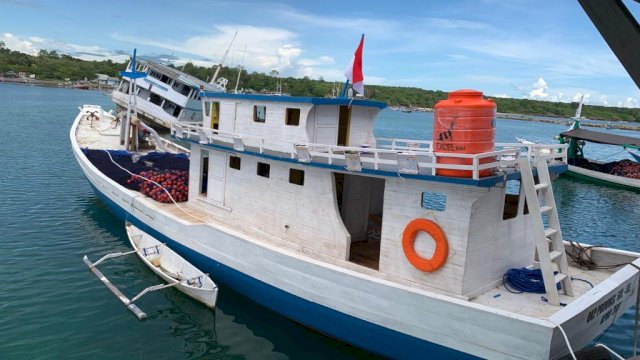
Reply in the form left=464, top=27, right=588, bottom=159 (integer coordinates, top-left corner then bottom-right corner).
left=112, top=58, right=227, bottom=129
left=559, top=120, right=640, bottom=191
left=126, top=222, right=218, bottom=308
left=72, top=75, right=640, bottom=358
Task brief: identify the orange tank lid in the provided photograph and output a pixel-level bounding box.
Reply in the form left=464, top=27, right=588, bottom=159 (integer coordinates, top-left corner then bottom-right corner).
left=435, top=89, right=496, bottom=109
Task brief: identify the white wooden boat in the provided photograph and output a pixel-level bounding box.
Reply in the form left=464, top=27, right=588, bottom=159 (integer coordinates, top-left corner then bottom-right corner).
left=126, top=222, right=218, bottom=308
left=71, top=45, right=640, bottom=358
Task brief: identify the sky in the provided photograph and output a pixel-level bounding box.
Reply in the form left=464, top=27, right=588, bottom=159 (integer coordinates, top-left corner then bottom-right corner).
left=1, top=0, right=640, bottom=107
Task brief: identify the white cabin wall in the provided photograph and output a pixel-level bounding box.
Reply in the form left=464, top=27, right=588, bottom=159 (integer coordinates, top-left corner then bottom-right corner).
left=188, top=145, right=202, bottom=201
left=348, top=107, right=380, bottom=148
left=462, top=188, right=536, bottom=296
left=379, top=179, right=485, bottom=295
left=217, top=100, right=313, bottom=152
left=220, top=155, right=350, bottom=259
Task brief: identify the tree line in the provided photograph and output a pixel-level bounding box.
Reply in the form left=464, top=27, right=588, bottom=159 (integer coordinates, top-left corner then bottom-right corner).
left=1, top=42, right=638, bottom=122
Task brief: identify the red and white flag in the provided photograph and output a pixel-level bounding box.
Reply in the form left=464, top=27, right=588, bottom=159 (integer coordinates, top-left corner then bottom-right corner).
left=344, top=34, right=364, bottom=95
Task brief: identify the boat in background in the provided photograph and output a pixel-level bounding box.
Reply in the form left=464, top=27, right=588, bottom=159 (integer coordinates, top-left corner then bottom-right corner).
left=112, top=59, right=227, bottom=129
left=559, top=120, right=640, bottom=191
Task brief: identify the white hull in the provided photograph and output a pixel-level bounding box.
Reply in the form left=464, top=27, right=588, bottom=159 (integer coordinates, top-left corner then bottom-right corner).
left=568, top=164, right=640, bottom=190
left=126, top=223, right=218, bottom=308
left=71, top=106, right=640, bottom=359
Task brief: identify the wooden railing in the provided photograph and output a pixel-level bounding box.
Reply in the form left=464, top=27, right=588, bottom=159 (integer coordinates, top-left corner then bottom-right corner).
left=172, top=124, right=568, bottom=180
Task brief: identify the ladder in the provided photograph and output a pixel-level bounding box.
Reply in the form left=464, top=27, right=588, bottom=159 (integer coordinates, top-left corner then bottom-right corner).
left=519, top=156, right=574, bottom=306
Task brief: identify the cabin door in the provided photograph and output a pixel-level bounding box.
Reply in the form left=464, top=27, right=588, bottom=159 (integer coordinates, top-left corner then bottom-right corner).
left=206, top=152, right=226, bottom=204
left=337, top=106, right=351, bottom=146
left=314, top=105, right=339, bottom=145
left=219, top=101, right=236, bottom=133
left=209, top=101, right=220, bottom=129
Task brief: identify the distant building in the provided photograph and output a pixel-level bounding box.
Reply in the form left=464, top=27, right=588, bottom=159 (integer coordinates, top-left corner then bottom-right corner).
left=96, top=73, right=120, bottom=87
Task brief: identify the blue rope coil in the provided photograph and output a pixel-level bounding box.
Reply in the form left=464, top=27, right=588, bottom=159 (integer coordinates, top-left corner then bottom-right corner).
left=503, top=268, right=560, bottom=294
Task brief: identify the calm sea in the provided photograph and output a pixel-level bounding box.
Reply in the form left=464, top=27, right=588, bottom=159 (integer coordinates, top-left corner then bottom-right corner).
left=0, top=83, right=638, bottom=359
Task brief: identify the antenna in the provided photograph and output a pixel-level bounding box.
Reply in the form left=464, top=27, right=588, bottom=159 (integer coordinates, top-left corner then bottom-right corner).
left=210, top=31, right=238, bottom=85
left=234, top=45, right=247, bottom=93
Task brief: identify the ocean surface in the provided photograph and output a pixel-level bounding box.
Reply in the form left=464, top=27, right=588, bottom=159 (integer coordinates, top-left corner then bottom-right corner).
left=0, top=82, right=638, bottom=359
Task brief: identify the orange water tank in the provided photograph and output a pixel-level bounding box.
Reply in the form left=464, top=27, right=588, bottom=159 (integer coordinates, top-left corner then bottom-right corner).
left=433, top=89, right=496, bottom=177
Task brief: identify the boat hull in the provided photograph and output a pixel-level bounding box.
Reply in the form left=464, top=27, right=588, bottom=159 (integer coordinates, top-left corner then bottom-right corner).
left=71, top=110, right=639, bottom=359
left=566, top=165, right=640, bottom=191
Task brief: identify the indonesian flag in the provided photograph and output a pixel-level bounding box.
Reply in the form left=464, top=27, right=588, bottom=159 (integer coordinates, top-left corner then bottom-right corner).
left=344, top=34, right=364, bottom=95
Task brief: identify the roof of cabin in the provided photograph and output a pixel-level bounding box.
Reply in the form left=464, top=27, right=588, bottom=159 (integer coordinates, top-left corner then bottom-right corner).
left=199, top=92, right=387, bottom=109
left=137, top=59, right=219, bottom=91
left=560, top=128, right=640, bottom=147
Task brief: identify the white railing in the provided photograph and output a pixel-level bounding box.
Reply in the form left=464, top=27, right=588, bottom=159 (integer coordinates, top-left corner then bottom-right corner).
left=172, top=124, right=568, bottom=180
left=112, top=91, right=176, bottom=127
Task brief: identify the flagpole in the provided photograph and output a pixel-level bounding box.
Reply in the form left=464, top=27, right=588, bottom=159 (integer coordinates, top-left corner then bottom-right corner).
left=340, top=79, right=350, bottom=98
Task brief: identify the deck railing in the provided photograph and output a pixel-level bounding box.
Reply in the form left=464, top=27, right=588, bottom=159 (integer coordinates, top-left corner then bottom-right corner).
left=112, top=91, right=176, bottom=127
left=172, top=124, right=568, bottom=180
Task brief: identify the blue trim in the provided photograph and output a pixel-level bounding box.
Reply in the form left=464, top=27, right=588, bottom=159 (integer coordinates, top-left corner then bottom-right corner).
left=177, top=137, right=567, bottom=187
left=198, top=92, right=387, bottom=109
left=88, top=183, right=477, bottom=359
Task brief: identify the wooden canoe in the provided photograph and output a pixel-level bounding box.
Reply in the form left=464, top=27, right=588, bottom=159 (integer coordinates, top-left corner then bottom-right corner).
left=125, top=223, right=218, bottom=308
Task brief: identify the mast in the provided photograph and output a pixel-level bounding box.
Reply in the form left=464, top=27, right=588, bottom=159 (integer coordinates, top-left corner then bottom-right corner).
left=574, top=95, right=584, bottom=119
left=234, top=45, right=247, bottom=93
left=210, top=31, right=238, bottom=85
left=119, top=49, right=147, bottom=150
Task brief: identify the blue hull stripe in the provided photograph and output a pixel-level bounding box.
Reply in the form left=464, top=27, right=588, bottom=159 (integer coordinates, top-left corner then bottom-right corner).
left=89, top=183, right=478, bottom=359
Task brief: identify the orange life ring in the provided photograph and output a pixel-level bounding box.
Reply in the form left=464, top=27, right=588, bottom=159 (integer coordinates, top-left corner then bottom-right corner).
left=402, top=218, right=448, bottom=272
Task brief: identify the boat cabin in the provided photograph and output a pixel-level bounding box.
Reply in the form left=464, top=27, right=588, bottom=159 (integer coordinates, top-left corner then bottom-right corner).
left=113, top=59, right=225, bottom=128
left=173, top=93, right=568, bottom=299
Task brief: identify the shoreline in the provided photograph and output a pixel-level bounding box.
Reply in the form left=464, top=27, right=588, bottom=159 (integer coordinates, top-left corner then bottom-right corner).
left=496, top=112, right=640, bottom=132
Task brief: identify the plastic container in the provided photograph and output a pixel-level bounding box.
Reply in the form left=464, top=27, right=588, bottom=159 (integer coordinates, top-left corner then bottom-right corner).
left=433, top=89, right=496, bottom=177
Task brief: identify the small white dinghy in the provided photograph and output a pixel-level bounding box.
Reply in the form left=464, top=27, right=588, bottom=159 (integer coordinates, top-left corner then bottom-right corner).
left=125, top=223, right=218, bottom=309
left=83, top=223, right=218, bottom=320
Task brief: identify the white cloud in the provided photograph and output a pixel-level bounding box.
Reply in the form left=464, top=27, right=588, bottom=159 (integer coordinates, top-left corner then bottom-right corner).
left=1, top=32, right=130, bottom=62
left=618, top=97, right=638, bottom=108
left=529, top=77, right=548, bottom=99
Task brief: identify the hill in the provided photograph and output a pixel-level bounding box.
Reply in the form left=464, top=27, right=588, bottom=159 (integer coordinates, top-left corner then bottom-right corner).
left=1, top=42, right=638, bottom=122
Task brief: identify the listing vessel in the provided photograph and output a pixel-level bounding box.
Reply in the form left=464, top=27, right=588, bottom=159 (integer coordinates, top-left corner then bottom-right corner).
left=111, top=58, right=227, bottom=129
left=72, top=81, right=640, bottom=358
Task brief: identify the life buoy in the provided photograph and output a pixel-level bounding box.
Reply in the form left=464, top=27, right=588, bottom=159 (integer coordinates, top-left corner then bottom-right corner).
left=402, top=218, right=448, bottom=272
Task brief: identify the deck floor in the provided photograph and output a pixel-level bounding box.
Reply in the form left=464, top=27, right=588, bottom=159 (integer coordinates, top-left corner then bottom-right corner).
left=472, top=266, right=613, bottom=318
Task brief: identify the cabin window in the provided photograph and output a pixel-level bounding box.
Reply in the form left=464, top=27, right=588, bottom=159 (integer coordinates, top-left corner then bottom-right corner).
left=257, top=162, right=270, bottom=178
left=289, top=169, right=304, bottom=186
left=421, top=192, right=446, bottom=212
left=285, top=108, right=300, bottom=126
left=502, top=180, right=528, bottom=220
left=149, top=93, right=163, bottom=106
left=229, top=156, right=241, bottom=170
left=253, top=105, right=266, bottom=123
left=204, top=101, right=211, bottom=117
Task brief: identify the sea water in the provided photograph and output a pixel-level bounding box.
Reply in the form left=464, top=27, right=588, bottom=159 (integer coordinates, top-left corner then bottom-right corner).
left=0, top=83, right=638, bottom=359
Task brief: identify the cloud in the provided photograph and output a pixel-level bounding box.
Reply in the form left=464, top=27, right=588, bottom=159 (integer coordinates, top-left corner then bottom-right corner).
left=618, top=97, right=638, bottom=108
left=1, top=32, right=130, bottom=62
left=529, top=77, right=548, bottom=99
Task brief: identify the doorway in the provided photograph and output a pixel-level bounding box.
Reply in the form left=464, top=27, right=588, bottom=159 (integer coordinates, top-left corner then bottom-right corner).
left=334, top=173, right=384, bottom=269
left=337, top=106, right=351, bottom=146
left=210, top=102, right=220, bottom=130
